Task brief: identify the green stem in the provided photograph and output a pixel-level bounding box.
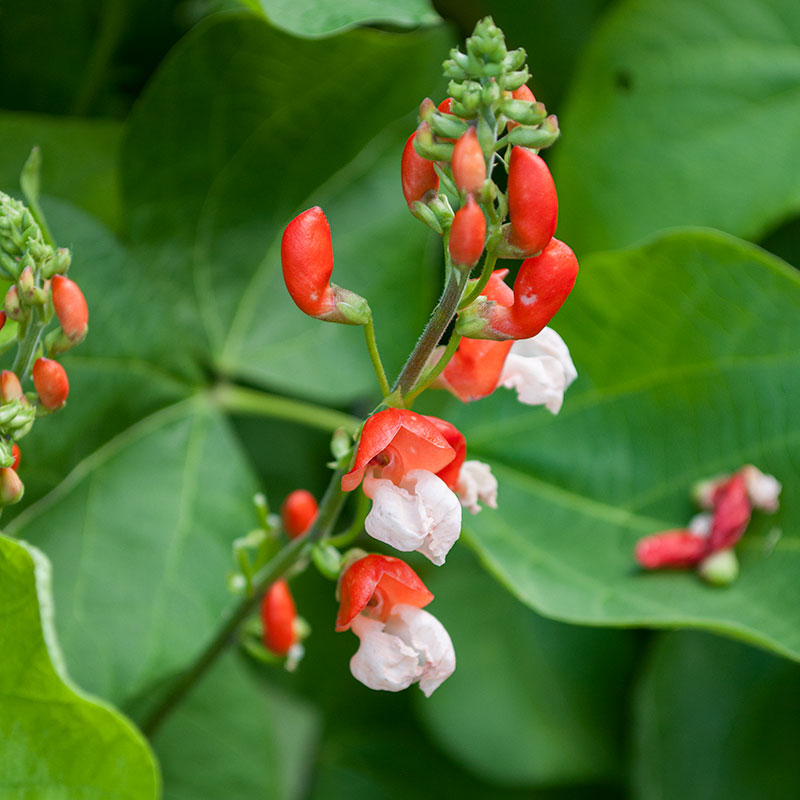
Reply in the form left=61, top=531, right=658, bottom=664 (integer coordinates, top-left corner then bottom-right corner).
left=140, top=467, right=349, bottom=737
left=459, top=249, right=499, bottom=310
left=393, top=262, right=471, bottom=398
left=363, top=318, right=391, bottom=398
left=404, top=330, right=463, bottom=406
left=213, top=384, right=359, bottom=435
left=327, top=489, right=370, bottom=549
left=12, top=308, right=44, bottom=382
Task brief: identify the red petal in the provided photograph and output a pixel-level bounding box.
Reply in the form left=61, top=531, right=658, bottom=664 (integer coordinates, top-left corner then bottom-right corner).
left=635, top=530, right=709, bottom=569
left=709, top=472, right=751, bottom=551
left=336, top=554, right=433, bottom=631
left=427, top=417, right=467, bottom=490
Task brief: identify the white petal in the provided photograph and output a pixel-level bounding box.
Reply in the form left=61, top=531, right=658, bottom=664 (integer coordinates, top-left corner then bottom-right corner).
left=384, top=605, right=456, bottom=697
left=688, top=512, right=713, bottom=537
left=741, top=465, right=781, bottom=512
left=402, top=470, right=462, bottom=566
left=498, top=327, right=577, bottom=414
left=364, top=470, right=461, bottom=565
left=349, top=615, right=422, bottom=692
left=363, top=475, right=428, bottom=552
left=457, top=460, right=498, bottom=515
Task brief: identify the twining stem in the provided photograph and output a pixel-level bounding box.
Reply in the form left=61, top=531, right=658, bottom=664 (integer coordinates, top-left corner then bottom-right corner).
left=404, top=330, right=463, bottom=405
left=363, top=318, right=391, bottom=398
left=393, top=266, right=471, bottom=397
left=12, top=308, right=45, bottom=382
left=459, top=249, right=499, bottom=310
left=140, top=467, right=349, bottom=737
left=213, top=383, right=360, bottom=435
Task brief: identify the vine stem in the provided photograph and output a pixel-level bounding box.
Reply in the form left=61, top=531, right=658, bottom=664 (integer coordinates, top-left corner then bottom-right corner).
left=12, top=308, right=45, bottom=382
left=404, top=330, right=462, bottom=406
left=363, top=317, right=391, bottom=398
left=140, top=467, right=349, bottom=737
left=459, top=249, right=499, bottom=310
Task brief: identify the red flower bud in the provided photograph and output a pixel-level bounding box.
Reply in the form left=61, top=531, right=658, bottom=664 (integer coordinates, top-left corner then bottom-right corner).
left=507, top=146, right=558, bottom=256
left=32, top=357, right=69, bottom=410
left=0, top=466, right=24, bottom=505
left=0, top=311, right=6, bottom=331
left=635, top=530, right=709, bottom=569
left=261, top=579, right=297, bottom=656
left=51, top=274, right=89, bottom=344
left=448, top=195, right=486, bottom=268
left=451, top=127, right=486, bottom=194
left=1, top=369, right=24, bottom=402
left=401, top=131, right=439, bottom=207
left=281, top=489, right=318, bottom=539
left=512, top=85, right=536, bottom=103
left=336, top=554, right=433, bottom=632
left=281, top=207, right=370, bottom=324
left=709, top=472, right=751, bottom=552
left=11, top=443, right=20, bottom=471
left=438, top=98, right=454, bottom=114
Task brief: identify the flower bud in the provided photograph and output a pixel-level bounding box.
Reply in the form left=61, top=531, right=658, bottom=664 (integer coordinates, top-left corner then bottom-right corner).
left=635, top=530, right=709, bottom=569
left=512, top=84, right=536, bottom=103
left=413, top=121, right=455, bottom=161
left=32, top=357, right=69, bottom=410
left=11, top=443, right=20, bottom=471
left=51, top=274, right=89, bottom=344
left=1, top=370, right=24, bottom=402
left=281, top=207, right=370, bottom=325
left=401, top=132, right=439, bottom=207
left=4, top=286, right=24, bottom=321
left=281, top=489, right=318, bottom=539
left=448, top=195, right=486, bottom=268
left=451, top=127, right=486, bottom=194
left=0, top=311, right=5, bottom=331
left=0, top=466, right=24, bottom=505
left=457, top=238, right=578, bottom=340
left=507, top=146, right=558, bottom=256
left=261, top=579, right=298, bottom=656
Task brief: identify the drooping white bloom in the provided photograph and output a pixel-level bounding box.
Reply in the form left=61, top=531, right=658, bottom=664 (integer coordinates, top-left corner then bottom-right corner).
left=363, top=469, right=461, bottom=566
left=741, top=465, right=781, bottom=512
left=349, top=604, right=455, bottom=697
left=497, top=326, right=577, bottom=413
left=457, top=460, right=498, bottom=515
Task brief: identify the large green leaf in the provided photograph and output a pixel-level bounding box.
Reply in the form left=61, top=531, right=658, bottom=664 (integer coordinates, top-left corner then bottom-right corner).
left=631, top=632, right=800, bottom=799
left=122, top=14, right=451, bottom=401
left=416, top=547, right=634, bottom=786
left=552, top=0, right=800, bottom=254
left=245, top=0, right=440, bottom=37
left=0, top=533, right=160, bottom=798
left=433, top=229, right=800, bottom=659
left=7, top=398, right=259, bottom=709
left=153, top=652, right=320, bottom=800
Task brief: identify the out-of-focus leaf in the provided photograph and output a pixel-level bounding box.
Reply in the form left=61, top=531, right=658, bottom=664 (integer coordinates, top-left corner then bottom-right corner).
left=6, top=398, right=259, bottom=708
left=0, top=113, right=123, bottom=231
left=416, top=547, right=634, bottom=786
left=122, top=14, right=450, bottom=401
left=0, top=533, right=160, bottom=798
left=153, top=652, right=320, bottom=800
left=553, top=0, right=800, bottom=253
left=244, top=0, right=440, bottom=36
left=433, top=229, right=800, bottom=659
left=632, top=631, right=800, bottom=799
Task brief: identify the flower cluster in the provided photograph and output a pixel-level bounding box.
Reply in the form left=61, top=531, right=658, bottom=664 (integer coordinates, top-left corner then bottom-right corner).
left=0, top=188, right=88, bottom=511
left=267, top=18, right=580, bottom=695
left=635, top=465, right=781, bottom=585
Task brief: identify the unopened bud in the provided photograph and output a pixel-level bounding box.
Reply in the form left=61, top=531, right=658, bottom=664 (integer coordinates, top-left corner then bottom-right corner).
left=448, top=195, right=486, bottom=268
left=51, top=274, right=89, bottom=344
left=507, top=115, right=560, bottom=150
left=499, top=68, right=530, bottom=91
left=0, top=466, right=23, bottom=505
left=698, top=549, right=739, bottom=586
left=452, top=128, right=486, bottom=194
left=32, top=357, right=69, bottom=410
left=413, top=122, right=454, bottom=162
left=4, top=286, right=25, bottom=321
left=1, top=370, right=24, bottom=402
left=11, top=443, right=20, bottom=471
left=281, top=489, right=318, bottom=539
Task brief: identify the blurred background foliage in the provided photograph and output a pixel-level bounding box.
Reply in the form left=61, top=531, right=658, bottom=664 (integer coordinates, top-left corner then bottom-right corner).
left=1, top=0, right=799, bottom=798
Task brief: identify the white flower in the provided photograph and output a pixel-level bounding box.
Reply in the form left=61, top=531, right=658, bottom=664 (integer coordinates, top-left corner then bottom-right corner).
left=741, top=465, right=781, bottom=513
left=457, top=460, right=498, bottom=515
left=363, top=469, right=461, bottom=565
left=688, top=512, right=712, bottom=537
left=497, top=326, right=577, bottom=413
left=349, top=604, right=455, bottom=697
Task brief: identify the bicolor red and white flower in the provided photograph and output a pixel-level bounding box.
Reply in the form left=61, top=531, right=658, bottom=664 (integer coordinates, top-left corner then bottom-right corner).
left=336, top=554, right=455, bottom=696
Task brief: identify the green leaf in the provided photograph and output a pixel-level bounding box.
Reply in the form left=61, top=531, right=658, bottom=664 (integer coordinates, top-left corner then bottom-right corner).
left=416, top=547, right=634, bottom=786
left=122, top=14, right=451, bottom=401
left=0, top=533, right=160, bottom=798
left=632, top=632, right=800, bottom=799
left=153, top=652, right=320, bottom=800
left=440, top=229, right=800, bottom=659
left=0, top=112, right=123, bottom=231
left=245, top=0, right=440, bottom=37
left=552, top=0, right=800, bottom=253
left=7, top=398, right=260, bottom=709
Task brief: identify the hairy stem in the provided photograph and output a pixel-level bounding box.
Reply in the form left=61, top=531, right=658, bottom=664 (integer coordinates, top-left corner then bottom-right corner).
left=140, top=467, right=349, bottom=737
left=12, top=308, right=45, bottom=382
